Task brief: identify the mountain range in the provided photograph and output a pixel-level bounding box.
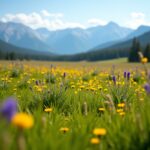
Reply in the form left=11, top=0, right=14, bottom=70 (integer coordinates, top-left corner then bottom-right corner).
left=0, top=21, right=150, bottom=56
left=36, top=22, right=133, bottom=54
left=0, top=22, right=51, bottom=52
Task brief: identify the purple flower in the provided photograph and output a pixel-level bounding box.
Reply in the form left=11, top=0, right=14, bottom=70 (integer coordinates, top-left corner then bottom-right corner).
left=63, top=72, right=67, bottom=78
left=112, top=76, right=116, bottom=84
left=35, top=80, right=39, bottom=85
left=144, top=83, right=150, bottom=94
left=127, top=72, right=130, bottom=80
left=124, top=72, right=127, bottom=78
left=0, top=98, right=17, bottom=121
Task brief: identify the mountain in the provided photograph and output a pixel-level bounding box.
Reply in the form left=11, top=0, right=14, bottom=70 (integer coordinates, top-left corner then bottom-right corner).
left=87, top=22, right=132, bottom=46
left=44, top=28, right=91, bottom=54
left=0, top=39, right=54, bottom=60
left=91, top=25, right=150, bottom=52
left=0, top=21, right=135, bottom=55
left=36, top=22, right=133, bottom=54
left=51, top=30, right=150, bottom=61
left=0, top=21, right=51, bottom=52
left=36, top=28, right=51, bottom=40
left=108, top=30, right=150, bottom=50
left=0, top=39, right=54, bottom=54
left=92, top=25, right=150, bottom=52
left=127, top=25, right=150, bottom=39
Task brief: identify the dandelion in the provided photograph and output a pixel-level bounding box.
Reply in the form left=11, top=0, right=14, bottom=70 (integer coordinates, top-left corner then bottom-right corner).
left=93, top=128, right=106, bottom=136
left=141, top=57, right=148, bottom=64
left=119, top=112, right=125, bottom=116
left=90, top=137, right=100, bottom=144
left=60, top=127, right=69, bottom=133
left=117, top=103, right=125, bottom=108
left=98, top=107, right=105, bottom=112
left=44, top=108, right=53, bottom=113
left=116, top=109, right=124, bottom=113
left=11, top=113, right=34, bottom=129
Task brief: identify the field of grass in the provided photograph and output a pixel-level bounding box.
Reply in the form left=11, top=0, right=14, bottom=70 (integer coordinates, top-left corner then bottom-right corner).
left=0, top=59, right=150, bottom=150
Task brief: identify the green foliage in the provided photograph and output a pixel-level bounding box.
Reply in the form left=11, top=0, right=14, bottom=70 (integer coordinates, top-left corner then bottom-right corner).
left=144, top=44, right=150, bottom=62
left=0, top=62, right=150, bottom=150
left=128, top=38, right=142, bottom=62
left=10, top=68, right=21, bottom=78
left=45, top=73, right=56, bottom=84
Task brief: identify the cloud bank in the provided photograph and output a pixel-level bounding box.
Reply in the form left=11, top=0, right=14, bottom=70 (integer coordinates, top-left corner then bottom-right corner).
left=126, top=12, right=150, bottom=29
left=1, top=10, right=150, bottom=30
left=0, top=10, right=85, bottom=30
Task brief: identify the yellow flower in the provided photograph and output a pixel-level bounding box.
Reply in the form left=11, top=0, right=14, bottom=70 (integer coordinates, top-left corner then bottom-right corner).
left=141, top=57, right=148, bottom=64
left=44, top=108, right=53, bottom=113
left=116, top=109, right=124, bottom=113
left=119, top=112, right=125, bottom=116
left=93, top=128, right=107, bottom=136
left=117, top=103, right=125, bottom=108
left=11, top=113, right=34, bottom=129
left=90, top=137, right=100, bottom=144
left=98, top=107, right=105, bottom=112
left=60, top=127, right=69, bottom=133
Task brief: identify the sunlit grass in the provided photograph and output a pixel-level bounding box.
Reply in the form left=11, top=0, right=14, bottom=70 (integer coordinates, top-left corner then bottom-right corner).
left=0, top=59, right=150, bottom=150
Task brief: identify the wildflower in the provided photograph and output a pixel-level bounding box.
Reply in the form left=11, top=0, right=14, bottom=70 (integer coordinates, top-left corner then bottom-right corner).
left=116, top=109, right=123, bottom=113
left=35, top=80, right=39, bottom=85
left=119, top=112, right=125, bottom=116
left=44, top=108, right=53, bottom=113
left=63, top=72, right=67, bottom=78
left=141, top=57, right=148, bottom=64
left=11, top=113, right=34, bottom=129
left=98, top=108, right=105, bottom=112
left=127, top=72, right=130, bottom=80
left=117, top=103, right=125, bottom=108
left=124, top=71, right=127, bottom=78
left=112, top=76, right=116, bottom=84
left=60, top=127, right=69, bottom=133
left=93, top=128, right=106, bottom=136
left=0, top=98, right=17, bottom=121
left=90, top=137, right=100, bottom=144
left=144, top=83, right=150, bottom=94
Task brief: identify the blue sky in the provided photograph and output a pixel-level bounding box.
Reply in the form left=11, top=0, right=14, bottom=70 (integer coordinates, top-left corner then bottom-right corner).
left=1, top=0, right=150, bottom=30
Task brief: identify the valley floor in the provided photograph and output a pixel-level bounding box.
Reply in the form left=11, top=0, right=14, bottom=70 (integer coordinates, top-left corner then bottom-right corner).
left=0, top=59, right=150, bottom=150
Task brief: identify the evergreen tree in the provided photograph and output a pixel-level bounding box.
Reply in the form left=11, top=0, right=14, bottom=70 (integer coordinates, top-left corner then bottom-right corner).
left=144, top=44, right=150, bottom=62
left=128, top=38, right=141, bottom=62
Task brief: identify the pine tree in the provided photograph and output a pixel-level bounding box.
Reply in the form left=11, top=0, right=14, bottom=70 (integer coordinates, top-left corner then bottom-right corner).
left=128, top=38, right=141, bottom=62
left=144, top=44, right=150, bottom=62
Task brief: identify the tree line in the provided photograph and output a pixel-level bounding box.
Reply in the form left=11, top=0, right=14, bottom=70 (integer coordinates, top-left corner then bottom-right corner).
left=128, top=38, right=150, bottom=62
left=0, top=38, right=150, bottom=62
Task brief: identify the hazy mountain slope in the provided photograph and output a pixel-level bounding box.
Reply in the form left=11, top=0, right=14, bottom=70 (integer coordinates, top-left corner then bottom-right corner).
left=0, top=39, right=53, bottom=55
left=37, top=22, right=133, bottom=54
left=0, top=22, right=51, bottom=52
left=90, top=25, right=150, bottom=52
left=127, top=25, right=150, bottom=39
left=104, top=30, right=150, bottom=50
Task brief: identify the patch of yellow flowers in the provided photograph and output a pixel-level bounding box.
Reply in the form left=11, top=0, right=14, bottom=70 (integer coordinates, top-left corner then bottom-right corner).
left=11, top=113, right=34, bottom=129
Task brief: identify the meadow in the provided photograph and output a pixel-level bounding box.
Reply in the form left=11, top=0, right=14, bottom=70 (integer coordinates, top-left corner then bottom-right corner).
left=0, top=58, right=150, bottom=150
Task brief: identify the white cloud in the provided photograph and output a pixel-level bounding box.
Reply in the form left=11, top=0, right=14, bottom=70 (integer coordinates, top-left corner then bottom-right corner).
left=131, top=12, right=145, bottom=18
left=88, top=18, right=107, bottom=26
left=126, top=12, right=150, bottom=29
left=41, top=10, right=51, bottom=17
left=41, top=10, right=63, bottom=18
left=0, top=10, right=85, bottom=30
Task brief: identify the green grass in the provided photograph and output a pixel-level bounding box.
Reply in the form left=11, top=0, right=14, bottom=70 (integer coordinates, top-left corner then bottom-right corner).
left=0, top=60, right=150, bottom=150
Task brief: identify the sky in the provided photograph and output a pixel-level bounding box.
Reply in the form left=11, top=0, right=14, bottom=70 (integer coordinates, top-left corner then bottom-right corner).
left=0, top=0, right=150, bottom=30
